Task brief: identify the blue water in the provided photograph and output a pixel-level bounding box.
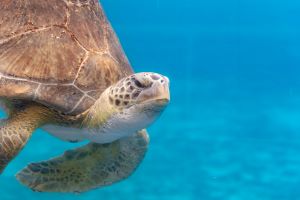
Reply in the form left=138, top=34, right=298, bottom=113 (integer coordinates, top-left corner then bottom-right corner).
left=2, top=0, right=300, bottom=199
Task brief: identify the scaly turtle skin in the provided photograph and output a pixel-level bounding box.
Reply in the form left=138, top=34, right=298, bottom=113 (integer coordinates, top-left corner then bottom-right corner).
left=0, top=0, right=170, bottom=193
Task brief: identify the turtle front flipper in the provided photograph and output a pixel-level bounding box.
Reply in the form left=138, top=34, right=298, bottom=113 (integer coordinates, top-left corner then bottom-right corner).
left=16, top=130, right=149, bottom=193
left=0, top=104, right=54, bottom=173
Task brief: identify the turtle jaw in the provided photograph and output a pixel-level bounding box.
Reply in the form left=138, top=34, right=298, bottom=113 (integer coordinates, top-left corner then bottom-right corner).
left=138, top=89, right=170, bottom=107
left=133, top=98, right=169, bottom=122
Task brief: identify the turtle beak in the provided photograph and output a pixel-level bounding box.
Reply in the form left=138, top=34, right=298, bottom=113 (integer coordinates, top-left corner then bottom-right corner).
left=153, top=75, right=170, bottom=104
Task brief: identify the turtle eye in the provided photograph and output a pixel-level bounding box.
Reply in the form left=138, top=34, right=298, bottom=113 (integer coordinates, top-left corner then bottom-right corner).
left=134, top=79, right=145, bottom=88
left=134, top=79, right=152, bottom=88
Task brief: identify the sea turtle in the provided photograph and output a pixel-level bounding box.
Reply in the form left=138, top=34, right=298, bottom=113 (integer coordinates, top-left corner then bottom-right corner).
left=0, top=0, right=170, bottom=193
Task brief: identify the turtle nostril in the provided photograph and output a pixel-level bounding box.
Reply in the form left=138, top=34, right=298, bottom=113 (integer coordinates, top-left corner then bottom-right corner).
left=150, top=74, right=160, bottom=80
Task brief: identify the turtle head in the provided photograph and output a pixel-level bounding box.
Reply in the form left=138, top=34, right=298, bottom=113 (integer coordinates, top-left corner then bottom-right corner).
left=109, top=72, right=170, bottom=110
left=84, top=72, right=170, bottom=143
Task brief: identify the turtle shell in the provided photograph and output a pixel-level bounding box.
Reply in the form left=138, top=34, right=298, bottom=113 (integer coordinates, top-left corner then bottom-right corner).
left=0, top=0, right=133, bottom=114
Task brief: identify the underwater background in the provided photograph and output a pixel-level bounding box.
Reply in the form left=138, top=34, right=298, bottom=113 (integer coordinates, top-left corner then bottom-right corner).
left=1, top=0, right=300, bottom=199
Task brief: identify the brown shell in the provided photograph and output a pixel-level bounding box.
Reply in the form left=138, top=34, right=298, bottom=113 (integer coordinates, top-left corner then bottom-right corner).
left=0, top=0, right=133, bottom=114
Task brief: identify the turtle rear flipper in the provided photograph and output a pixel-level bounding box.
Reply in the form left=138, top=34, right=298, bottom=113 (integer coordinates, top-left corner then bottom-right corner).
left=0, top=104, right=54, bottom=173
left=16, top=130, right=149, bottom=193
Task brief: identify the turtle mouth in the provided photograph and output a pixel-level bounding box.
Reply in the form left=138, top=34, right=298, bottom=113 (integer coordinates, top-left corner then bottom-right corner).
left=124, top=98, right=169, bottom=110
left=149, top=98, right=170, bottom=108
left=121, top=96, right=169, bottom=112
left=139, top=97, right=170, bottom=112
left=155, top=98, right=170, bottom=104
left=139, top=95, right=170, bottom=106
